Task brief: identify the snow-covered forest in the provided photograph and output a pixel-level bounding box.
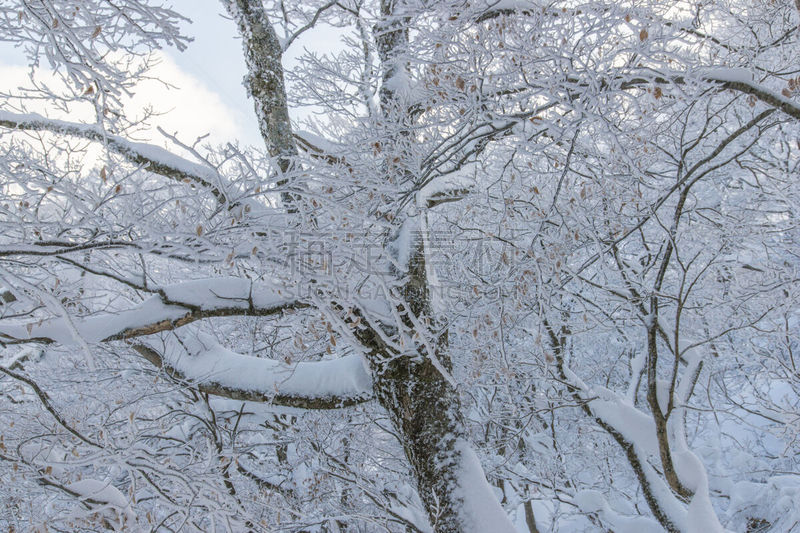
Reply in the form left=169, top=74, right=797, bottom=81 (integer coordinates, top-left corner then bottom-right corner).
left=1, top=0, right=799, bottom=531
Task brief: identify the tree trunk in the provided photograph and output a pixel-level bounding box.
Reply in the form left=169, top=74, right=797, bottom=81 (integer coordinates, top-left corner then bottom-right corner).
left=374, top=352, right=469, bottom=531
left=354, top=242, right=515, bottom=532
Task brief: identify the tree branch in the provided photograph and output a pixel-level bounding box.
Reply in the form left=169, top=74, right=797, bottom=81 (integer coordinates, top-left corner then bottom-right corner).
left=0, top=277, right=304, bottom=345
left=615, top=70, right=800, bottom=121
left=0, top=110, right=231, bottom=205
left=132, top=335, right=373, bottom=409
left=282, top=0, right=339, bottom=51
left=0, top=365, right=102, bottom=448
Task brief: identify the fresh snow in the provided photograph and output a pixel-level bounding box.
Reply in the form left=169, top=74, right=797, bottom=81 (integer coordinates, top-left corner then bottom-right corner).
left=295, top=130, right=343, bottom=154
left=588, top=386, right=662, bottom=458
left=699, top=67, right=754, bottom=84
left=387, top=216, right=416, bottom=272
left=417, top=165, right=475, bottom=205
left=453, top=439, right=517, bottom=533
left=0, top=277, right=293, bottom=344
left=574, top=490, right=662, bottom=533
left=156, top=333, right=372, bottom=401
left=486, top=0, right=536, bottom=11
left=161, top=277, right=286, bottom=309
left=65, top=479, right=134, bottom=526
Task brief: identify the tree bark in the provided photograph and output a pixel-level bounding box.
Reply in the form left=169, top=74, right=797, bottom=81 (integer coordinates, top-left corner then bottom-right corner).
left=374, top=349, right=469, bottom=530
left=223, top=0, right=299, bottom=210
left=353, top=241, right=514, bottom=532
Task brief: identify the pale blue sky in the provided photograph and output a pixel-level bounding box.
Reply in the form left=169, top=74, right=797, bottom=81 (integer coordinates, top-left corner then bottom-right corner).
left=165, top=0, right=263, bottom=146
left=164, top=0, right=348, bottom=148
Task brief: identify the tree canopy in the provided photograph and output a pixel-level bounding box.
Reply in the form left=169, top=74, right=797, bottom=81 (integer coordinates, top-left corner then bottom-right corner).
left=0, top=1, right=799, bottom=531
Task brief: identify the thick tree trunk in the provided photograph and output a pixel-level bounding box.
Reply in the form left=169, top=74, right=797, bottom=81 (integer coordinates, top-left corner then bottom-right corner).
left=354, top=241, right=515, bottom=532
left=224, top=0, right=299, bottom=210
left=374, top=353, right=469, bottom=531
left=224, top=0, right=295, bottom=170
left=359, top=332, right=513, bottom=532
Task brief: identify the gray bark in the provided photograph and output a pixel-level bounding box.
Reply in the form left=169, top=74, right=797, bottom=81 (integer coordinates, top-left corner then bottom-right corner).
left=223, top=0, right=299, bottom=209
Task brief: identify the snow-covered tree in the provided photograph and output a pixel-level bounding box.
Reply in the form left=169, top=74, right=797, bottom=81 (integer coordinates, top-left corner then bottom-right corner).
left=1, top=0, right=798, bottom=531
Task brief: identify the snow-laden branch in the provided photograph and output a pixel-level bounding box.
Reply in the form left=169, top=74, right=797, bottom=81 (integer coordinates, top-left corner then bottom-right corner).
left=701, top=69, right=800, bottom=121
left=575, top=386, right=691, bottom=532
left=452, top=439, right=517, bottom=532
left=609, top=69, right=800, bottom=121
left=0, top=110, right=231, bottom=205
left=418, top=167, right=475, bottom=208
left=133, top=333, right=373, bottom=409
left=560, top=367, right=724, bottom=532
left=294, top=130, right=349, bottom=167
left=0, top=277, right=303, bottom=345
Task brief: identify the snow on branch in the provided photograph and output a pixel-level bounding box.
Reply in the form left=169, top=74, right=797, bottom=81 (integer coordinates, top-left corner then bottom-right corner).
left=475, top=0, right=537, bottom=22
left=453, top=439, right=518, bottom=532
left=418, top=167, right=475, bottom=208
left=701, top=69, right=800, bottom=121
left=294, top=130, right=350, bottom=167
left=609, top=69, right=800, bottom=121
left=0, top=110, right=231, bottom=205
left=62, top=479, right=135, bottom=527
left=0, top=277, right=303, bottom=345
left=585, top=391, right=691, bottom=532
left=134, top=333, right=373, bottom=409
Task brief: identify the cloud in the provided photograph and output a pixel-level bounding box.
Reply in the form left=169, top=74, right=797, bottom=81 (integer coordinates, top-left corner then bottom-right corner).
left=128, top=51, right=254, bottom=147
left=0, top=50, right=259, bottom=150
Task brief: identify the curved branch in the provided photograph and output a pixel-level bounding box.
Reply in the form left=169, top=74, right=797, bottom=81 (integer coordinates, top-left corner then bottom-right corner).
left=133, top=335, right=373, bottom=409
left=562, top=108, right=776, bottom=291
left=708, top=76, right=800, bottom=121
left=282, top=0, right=339, bottom=51
left=601, top=71, right=798, bottom=121
left=0, top=110, right=230, bottom=205
left=545, top=319, right=688, bottom=532
left=0, top=277, right=304, bottom=345
left=0, top=365, right=102, bottom=448
left=615, top=70, right=800, bottom=121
